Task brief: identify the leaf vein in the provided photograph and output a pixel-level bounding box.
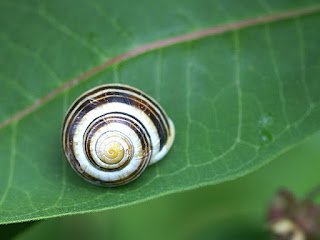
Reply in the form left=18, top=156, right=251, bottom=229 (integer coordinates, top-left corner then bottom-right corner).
left=265, top=24, right=289, bottom=125
left=0, top=122, right=17, bottom=207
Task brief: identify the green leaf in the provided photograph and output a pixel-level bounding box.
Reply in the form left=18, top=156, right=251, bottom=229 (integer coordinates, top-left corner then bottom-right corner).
left=0, top=0, right=320, bottom=223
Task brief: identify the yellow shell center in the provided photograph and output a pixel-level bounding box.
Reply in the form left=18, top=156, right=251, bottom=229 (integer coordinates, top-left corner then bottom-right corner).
left=105, top=142, right=124, bottom=162
left=95, top=132, right=133, bottom=166
left=97, top=141, right=124, bottom=164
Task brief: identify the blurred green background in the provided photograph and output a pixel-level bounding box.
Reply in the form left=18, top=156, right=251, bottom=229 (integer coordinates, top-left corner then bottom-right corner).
left=3, top=131, right=319, bottom=240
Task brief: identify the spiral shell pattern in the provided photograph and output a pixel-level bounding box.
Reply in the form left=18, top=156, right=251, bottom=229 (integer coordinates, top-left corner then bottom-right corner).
left=62, top=84, right=175, bottom=187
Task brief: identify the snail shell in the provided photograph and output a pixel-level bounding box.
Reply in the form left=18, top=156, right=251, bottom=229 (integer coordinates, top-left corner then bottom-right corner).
left=62, top=84, right=175, bottom=187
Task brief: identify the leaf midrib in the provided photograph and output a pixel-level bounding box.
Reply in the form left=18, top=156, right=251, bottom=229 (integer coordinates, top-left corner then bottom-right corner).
left=1, top=4, right=320, bottom=129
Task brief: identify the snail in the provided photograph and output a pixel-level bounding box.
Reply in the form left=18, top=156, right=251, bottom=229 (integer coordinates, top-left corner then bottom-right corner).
left=62, top=84, right=175, bottom=187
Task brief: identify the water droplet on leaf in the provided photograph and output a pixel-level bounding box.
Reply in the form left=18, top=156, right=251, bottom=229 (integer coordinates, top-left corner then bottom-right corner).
left=259, top=113, right=274, bottom=127
left=260, top=128, right=273, bottom=143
